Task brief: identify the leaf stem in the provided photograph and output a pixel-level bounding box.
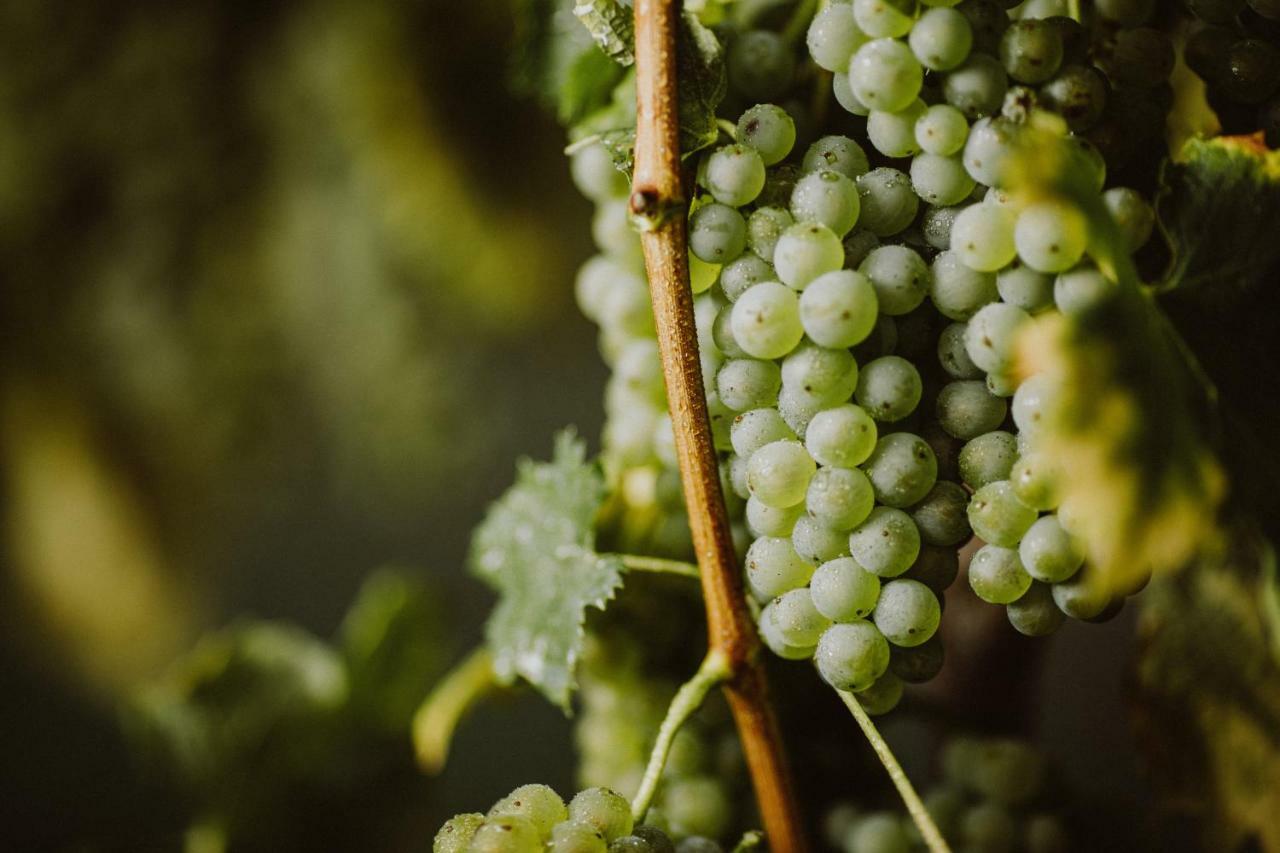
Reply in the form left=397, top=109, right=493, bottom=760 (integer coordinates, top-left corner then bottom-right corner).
left=631, top=2, right=808, bottom=850
left=616, top=553, right=702, bottom=579
left=631, top=649, right=733, bottom=821
left=837, top=690, right=952, bottom=853
left=412, top=647, right=496, bottom=773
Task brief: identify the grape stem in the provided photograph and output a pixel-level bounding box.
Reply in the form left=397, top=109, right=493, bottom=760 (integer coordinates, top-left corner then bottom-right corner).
left=631, top=1, right=808, bottom=850
left=411, top=647, right=496, bottom=773
left=616, top=553, right=702, bottom=579
left=837, top=690, right=953, bottom=853
left=631, top=649, right=732, bottom=821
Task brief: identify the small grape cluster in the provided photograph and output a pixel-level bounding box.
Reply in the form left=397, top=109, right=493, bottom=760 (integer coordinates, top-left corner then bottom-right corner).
left=1183, top=0, right=1280, bottom=143
left=826, top=736, right=1068, bottom=853
left=434, top=785, right=725, bottom=853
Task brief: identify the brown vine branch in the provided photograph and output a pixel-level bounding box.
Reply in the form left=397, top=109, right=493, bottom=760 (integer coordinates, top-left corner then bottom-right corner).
left=630, top=2, right=808, bottom=851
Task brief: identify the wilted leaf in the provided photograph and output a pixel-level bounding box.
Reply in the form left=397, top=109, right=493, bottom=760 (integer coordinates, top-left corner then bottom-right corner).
left=470, top=431, right=624, bottom=711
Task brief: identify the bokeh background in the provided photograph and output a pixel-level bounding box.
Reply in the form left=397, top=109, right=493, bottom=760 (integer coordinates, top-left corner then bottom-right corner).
left=0, top=2, right=1151, bottom=850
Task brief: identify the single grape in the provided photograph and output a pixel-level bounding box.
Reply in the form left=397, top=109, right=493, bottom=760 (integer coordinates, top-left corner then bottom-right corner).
left=964, top=301, right=1030, bottom=373
left=781, top=342, right=857, bottom=404
left=958, top=431, right=1018, bottom=489
left=910, top=153, right=977, bottom=206
left=799, top=269, right=880, bottom=347
left=759, top=606, right=819, bottom=659
left=1054, top=264, right=1111, bottom=315
left=571, top=142, right=628, bottom=202
left=929, top=250, right=997, bottom=320
left=766, top=587, right=833, bottom=647
left=777, top=385, right=826, bottom=436
left=435, top=814, right=485, bottom=853
left=1010, top=451, right=1060, bottom=510
left=719, top=254, right=775, bottom=303
left=807, top=2, right=869, bottom=72
left=1019, top=514, right=1084, bottom=582
left=856, top=167, right=920, bottom=236
left=1011, top=371, right=1060, bottom=438
left=661, top=777, right=731, bottom=841
left=860, top=245, right=931, bottom=315
left=848, top=813, right=912, bottom=853
left=814, top=620, right=892, bottom=690
left=803, top=135, right=871, bottom=178
left=849, top=38, right=925, bottom=113
left=962, top=116, right=1022, bottom=188
left=909, top=480, right=973, bottom=546
left=1007, top=581, right=1065, bottom=635
left=854, top=0, right=917, bottom=38
left=703, top=144, right=766, bottom=207
left=746, top=495, right=803, bottom=538
left=943, top=53, right=1009, bottom=118
left=922, top=204, right=964, bottom=250
left=593, top=199, right=642, bottom=265
left=889, top=634, right=945, bottom=682
left=727, top=453, right=751, bottom=500
left=793, top=514, right=853, bottom=563
left=774, top=222, right=845, bottom=290
left=867, top=99, right=927, bottom=158
left=833, top=70, right=871, bottom=116
left=862, top=432, right=939, bottom=508
left=999, top=19, right=1064, bottom=85
left=689, top=203, right=747, bottom=264
left=855, top=356, right=922, bottom=422
left=959, top=0, right=1011, bottom=53
left=996, top=261, right=1055, bottom=313
left=915, top=104, right=971, bottom=155
left=1051, top=564, right=1115, bottom=620
left=811, top=556, right=882, bottom=621
left=737, top=104, right=797, bottom=166
left=807, top=466, right=877, bottom=530
left=727, top=30, right=795, bottom=100
left=970, top=739, right=1047, bottom=805
left=937, top=322, right=982, bottom=380
left=1015, top=200, right=1089, bottom=273
left=489, top=785, right=569, bottom=837
left=731, top=282, right=804, bottom=359
left=968, top=480, right=1038, bottom=547
left=471, top=815, right=544, bottom=853
left=550, top=821, right=610, bottom=853
left=936, top=380, right=1008, bottom=440
left=874, top=578, right=942, bottom=646
left=568, top=788, right=634, bottom=841
left=910, top=7, right=974, bottom=71
left=790, top=169, right=862, bottom=236
left=747, top=439, right=817, bottom=508
left=849, top=506, right=922, bottom=577
left=805, top=403, right=880, bottom=467
left=716, top=358, right=781, bottom=412
left=968, top=543, right=1033, bottom=604
left=1040, top=65, right=1107, bottom=131
left=857, top=670, right=905, bottom=714
left=961, top=803, right=1018, bottom=853
left=731, top=407, right=796, bottom=457
left=1102, top=187, right=1155, bottom=251
left=951, top=202, right=1017, bottom=272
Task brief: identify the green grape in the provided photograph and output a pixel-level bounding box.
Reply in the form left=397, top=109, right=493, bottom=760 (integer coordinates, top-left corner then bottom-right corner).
left=661, top=777, right=731, bottom=841
left=569, top=788, right=634, bottom=841
left=551, top=821, right=610, bottom=853
left=435, top=813, right=486, bottom=853
left=767, top=587, right=833, bottom=646
left=856, top=670, right=905, bottom=714
left=996, top=261, right=1055, bottom=313
left=964, top=302, right=1030, bottom=373
left=929, top=250, right=997, bottom=320
left=962, top=116, right=1021, bottom=188
left=632, top=826, right=675, bottom=853
left=943, top=53, right=1009, bottom=118
left=970, top=738, right=1046, bottom=805
left=759, top=605, right=819, bottom=659
left=737, top=104, right=797, bottom=166
left=727, top=453, right=751, bottom=500
left=849, top=38, right=925, bottom=112
left=716, top=358, right=781, bottom=412
left=815, top=620, right=892, bottom=690
left=471, top=816, right=544, bottom=853
left=790, top=169, right=862, bottom=237
left=1050, top=564, right=1113, bottom=620
left=951, top=202, right=1017, bottom=272
left=489, top=785, right=569, bottom=837
left=1015, top=200, right=1089, bottom=273
left=774, top=222, right=845, bottom=290
left=867, top=100, right=927, bottom=158
left=904, top=544, right=961, bottom=593
left=909, top=480, right=973, bottom=546
left=1010, top=451, right=1060, bottom=510
left=689, top=203, right=747, bottom=264
left=855, top=167, right=920, bottom=236
left=968, top=480, right=1037, bottom=547
left=811, top=556, right=882, bottom=621
left=807, top=466, right=877, bottom=530
left=862, top=432, right=938, bottom=508
left=777, top=385, right=826, bottom=436
left=860, top=245, right=930, bottom=315
left=915, top=104, right=970, bottom=155
left=936, top=380, right=1008, bottom=440
left=803, top=135, right=871, bottom=179
left=747, top=494, right=804, bottom=538
left=910, top=7, right=974, bottom=71
left=849, top=506, right=922, bottom=577
left=1011, top=371, right=1059, bottom=438
left=727, top=30, right=795, bottom=100
left=1007, top=581, right=1065, bottom=635
left=702, top=144, right=766, bottom=207
left=800, top=270, right=880, bottom=348
left=594, top=199, right=642, bottom=264
left=873, top=578, right=942, bottom=646
left=575, top=255, right=636, bottom=324
left=961, top=803, right=1018, bottom=853
left=792, top=514, right=853, bottom=563
left=854, top=0, right=917, bottom=38
left=959, top=431, right=1018, bottom=489
left=834, top=70, right=872, bottom=116
left=1040, top=65, right=1107, bottom=131
left=807, top=2, right=869, bottom=73
left=922, top=204, right=963, bottom=251
left=747, top=439, right=817, bottom=508
left=1102, top=187, right=1155, bottom=251
left=1054, top=264, right=1111, bottom=315
left=805, top=403, right=880, bottom=467
left=746, top=207, right=793, bottom=265
left=958, top=0, right=1011, bottom=53
left=1019, top=514, right=1084, bottom=582
left=999, top=19, right=1064, bottom=84
left=938, top=321, right=984, bottom=379
left=889, top=634, right=945, bottom=682
left=1064, top=135, right=1107, bottom=193
left=850, top=812, right=913, bottom=853
left=910, top=152, right=977, bottom=206
left=855, top=356, right=922, bottom=422
left=731, top=282, right=804, bottom=358
left=572, top=142, right=628, bottom=202
left=719, top=254, right=775, bottom=303
left=731, top=407, right=796, bottom=457
left=613, top=339, right=664, bottom=403
left=968, top=543, right=1033, bottom=604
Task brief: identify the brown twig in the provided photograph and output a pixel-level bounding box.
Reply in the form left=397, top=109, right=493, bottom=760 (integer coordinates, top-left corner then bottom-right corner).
left=630, top=2, right=808, bottom=851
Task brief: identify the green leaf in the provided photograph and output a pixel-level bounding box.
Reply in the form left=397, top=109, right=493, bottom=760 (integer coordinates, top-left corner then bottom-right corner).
left=573, top=0, right=636, bottom=66
left=512, top=0, right=627, bottom=128
left=675, top=10, right=727, bottom=157
left=470, top=430, right=625, bottom=711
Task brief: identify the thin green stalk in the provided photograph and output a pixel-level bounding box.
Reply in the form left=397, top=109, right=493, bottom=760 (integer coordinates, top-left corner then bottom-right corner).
left=782, top=0, right=819, bottom=45
left=412, top=647, right=496, bottom=773
left=631, top=650, right=733, bottom=821
left=838, top=690, right=952, bottom=853
left=615, top=553, right=701, bottom=579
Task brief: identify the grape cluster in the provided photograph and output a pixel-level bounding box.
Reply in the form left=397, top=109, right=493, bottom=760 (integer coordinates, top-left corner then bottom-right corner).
left=825, top=736, right=1068, bottom=853
left=434, top=784, right=722, bottom=853
left=1183, top=0, right=1280, bottom=143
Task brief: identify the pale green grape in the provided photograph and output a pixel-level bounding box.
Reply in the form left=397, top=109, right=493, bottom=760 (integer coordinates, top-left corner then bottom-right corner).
left=964, top=301, right=1030, bottom=373
left=921, top=204, right=964, bottom=250
left=860, top=245, right=930, bottom=316
left=703, top=144, right=766, bottom=207
left=849, top=813, right=912, bottom=853
left=661, top=777, right=731, bottom=841
left=719, top=253, right=775, bottom=303
left=849, top=506, right=921, bottom=577
left=689, top=203, right=747, bottom=264
left=938, top=321, right=984, bottom=379
left=747, top=439, right=817, bottom=508
left=873, top=578, right=942, bottom=646
left=727, top=453, right=750, bottom=500
left=910, top=153, right=977, bottom=206
left=792, top=514, right=853, bottom=563
left=855, top=356, right=922, bottom=422
left=1011, top=371, right=1060, bottom=437
left=489, top=785, right=568, bottom=837
left=867, top=100, right=927, bottom=158
left=936, top=380, right=1008, bottom=439
left=731, top=407, right=796, bottom=457
left=731, top=282, right=804, bottom=358
left=746, top=535, right=815, bottom=600
left=805, top=403, right=880, bottom=467
left=746, top=207, right=794, bottom=263
left=834, top=71, right=871, bottom=116
left=910, top=6, right=974, bottom=71
left=1010, top=451, right=1060, bottom=510
left=712, top=306, right=747, bottom=359
left=961, top=116, right=1021, bottom=188
left=908, top=481, right=973, bottom=546
left=807, top=3, right=869, bottom=72
left=854, top=0, right=917, bottom=38
left=777, top=385, right=826, bottom=437
left=1015, top=200, right=1089, bottom=273
left=803, top=135, right=871, bottom=179
left=1019, top=514, right=1084, bottom=582
left=807, top=466, right=877, bottom=530
left=1054, top=264, right=1111, bottom=315
left=968, top=543, right=1032, bottom=603
left=781, top=342, right=858, bottom=405
left=435, top=814, right=485, bottom=853
left=996, top=261, right=1055, bottom=312
left=810, top=557, right=882, bottom=621
left=915, top=104, right=970, bottom=156
left=759, top=609, right=818, bottom=660
left=1007, top=581, right=1064, bottom=635
left=967, top=480, right=1037, bottom=547
left=746, top=495, right=804, bottom=538
left=774, top=222, right=845, bottom=290
left=737, top=104, right=797, bottom=166
left=799, top=270, right=880, bottom=347
left=862, top=432, right=938, bottom=508
left=1051, top=565, right=1114, bottom=620
left=1000, top=19, right=1064, bottom=84
left=959, top=431, right=1018, bottom=489
left=471, top=816, right=544, bottom=853
left=815, top=620, right=891, bottom=690
left=551, top=822, right=610, bottom=853
left=856, top=167, right=920, bottom=237
left=943, top=53, right=1009, bottom=118
left=1102, top=187, right=1155, bottom=251
left=571, top=142, right=628, bottom=202
left=767, top=587, right=833, bottom=647
left=594, top=199, right=642, bottom=265
left=790, top=169, right=861, bottom=236
left=951, top=198, right=1017, bottom=272
left=929, top=250, right=997, bottom=320
left=849, top=38, right=924, bottom=113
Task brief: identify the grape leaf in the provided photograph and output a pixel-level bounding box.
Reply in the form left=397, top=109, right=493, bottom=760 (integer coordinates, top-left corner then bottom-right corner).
left=511, top=0, right=628, bottom=127
left=573, top=0, right=635, bottom=66
left=675, top=10, right=727, bottom=156
left=470, top=430, right=624, bottom=711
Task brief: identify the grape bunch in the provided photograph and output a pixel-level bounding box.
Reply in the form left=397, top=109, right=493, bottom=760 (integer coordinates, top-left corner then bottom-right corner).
left=1183, top=0, right=1280, bottom=143
left=434, top=784, right=723, bottom=853
left=825, top=736, right=1068, bottom=853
